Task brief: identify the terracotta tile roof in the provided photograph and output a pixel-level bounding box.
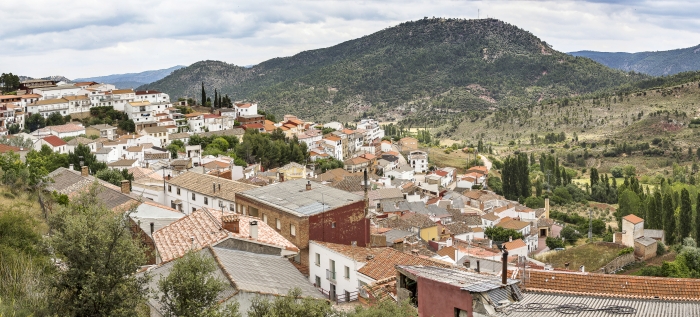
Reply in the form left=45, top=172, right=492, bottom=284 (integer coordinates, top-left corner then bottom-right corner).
left=497, top=218, right=529, bottom=230
left=235, top=103, right=253, bottom=108
left=436, top=246, right=456, bottom=261
left=362, top=277, right=397, bottom=304
left=345, top=156, right=369, bottom=166
left=503, top=239, right=527, bottom=250
left=184, top=112, right=202, bottom=118
left=312, top=241, right=384, bottom=262
left=153, top=209, right=297, bottom=262
left=128, top=166, right=164, bottom=181
left=242, top=123, right=264, bottom=129
left=203, top=160, right=230, bottom=169
left=482, top=213, right=499, bottom=221
left=433, top=170, right=448, bottom=177
left=135, top=90, right=162, bottom=95
left=324, top=135, right=341, bottom=142
left=111, top=89, right=134, bottom=94
left=520, top=269, right=700, bottom=301
left=357, top=248, right=450, bottom=280
left=165, top=171, right=257, bottom=203
left=42, top=135, right=66, bottom=147
left=0, top=144, right=20, bottom=153
left=623, top=214, right=644, bottom=225
left=380, top=212, right=436, bottom=230
left=203, top=114, right=220, bottom=119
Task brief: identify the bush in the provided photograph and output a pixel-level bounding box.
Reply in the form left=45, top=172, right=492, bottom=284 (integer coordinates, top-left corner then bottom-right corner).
left=560, top=226, right=583, bottom=245
left=610, top=166, right=623, bottom=178
left=618, top=247, right=634, bottom=256
left=657, top=241, right=666, bottom=256
left=546, top=237, right=565, bottom=249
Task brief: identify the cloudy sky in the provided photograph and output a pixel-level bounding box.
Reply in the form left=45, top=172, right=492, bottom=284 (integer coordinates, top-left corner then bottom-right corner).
left=2, top=0, right=699, bottom=79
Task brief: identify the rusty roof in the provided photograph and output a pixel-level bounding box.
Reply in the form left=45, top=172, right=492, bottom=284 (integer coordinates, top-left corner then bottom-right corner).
left=357, top=248, right=450, bottom=280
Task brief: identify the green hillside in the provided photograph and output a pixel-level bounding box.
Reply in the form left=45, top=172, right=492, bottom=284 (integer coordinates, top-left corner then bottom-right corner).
left=141, top=18, right=645, bottom=121
left=570, top=45, right=700, bottom=76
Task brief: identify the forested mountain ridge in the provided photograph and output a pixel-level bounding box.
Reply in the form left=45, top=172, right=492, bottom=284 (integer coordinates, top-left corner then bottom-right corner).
left=570, top=45, right=700, bottom=76
left=141, top=18, right=646, bottom=121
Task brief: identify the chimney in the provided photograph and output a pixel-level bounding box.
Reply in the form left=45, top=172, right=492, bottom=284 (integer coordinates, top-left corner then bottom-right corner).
left=222, top=215, right=240, bottom=233
left=501, top=245, right=509, bottom=286
left=476, top=260, right=481, bottom=273
left=120, top=180, right=130, bottom=194
left=306, top=181, right=311, bottom=191
left=69, top=164, right=74, bottom=170
left=364, top=169, right=369, bottom=216
left=249, top=220, right=258, bottom=240
left=81, top=166, right=89, bottom=176
left=580, top=265, right=585, bottom=272
left=545, top=198, right=550, bottom=218
left=150, top=222, right=155, bottom=236
left=565, top=262, right=570, bottom=270
left=509, top=236, right=512, bottom=242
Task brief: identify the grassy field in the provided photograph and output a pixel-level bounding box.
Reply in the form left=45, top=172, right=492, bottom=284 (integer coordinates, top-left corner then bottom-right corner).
left=421, top=146, right=474, bottom=172
left=536, top=242, right=627, bottom=272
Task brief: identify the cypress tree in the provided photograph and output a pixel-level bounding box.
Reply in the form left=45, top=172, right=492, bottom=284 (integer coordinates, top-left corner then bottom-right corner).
left=696, top=193, right=700, bottom=242
left=663, top=194, right=676, bottom=245
left=680, top=188, right=692, bottom=239
left=214, top=89, right=218, bottom=108
left=201, top=82, right=206, bottom=106
left=590, top=168, right=599, bottom=186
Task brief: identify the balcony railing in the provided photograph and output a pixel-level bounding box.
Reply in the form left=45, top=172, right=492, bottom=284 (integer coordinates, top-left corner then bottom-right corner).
left=326, top=269, right=336, bottom=282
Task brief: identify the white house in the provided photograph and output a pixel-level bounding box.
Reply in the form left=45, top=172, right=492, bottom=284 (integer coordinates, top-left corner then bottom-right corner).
left=31, top=123, right=85, bottom=139
left=27, top=98, right=70, bottom=118
left=502, top=239, right=528, bottom=258
left=356, top=119, right=384, bottom=142
left=407, top=150, right=429, bottom=174
left=380, top=140, right=392, bottom=152
left=163, top=171, right=257, bottom=214
left=34, top=135, right=67, bottom=153
left=308, top=241, right=376, bottom=302
left=233, top=103, right=258, bottom=118
left=34, top=85, right=81, bottom=100
left=135, top=90, right=170, bottom=103
left=95, top=147, right=119, bottom=163
left=385, top=164, right=415, bottom=181
left=322, top=135, right=343, bottom=160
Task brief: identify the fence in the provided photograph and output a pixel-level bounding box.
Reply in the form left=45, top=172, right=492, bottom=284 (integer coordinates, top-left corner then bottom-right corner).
left=317, top=287, right=360, bottom=304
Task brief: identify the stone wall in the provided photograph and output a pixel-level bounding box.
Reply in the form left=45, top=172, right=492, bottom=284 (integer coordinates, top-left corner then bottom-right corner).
left=600, top=252, right=635, bottom=274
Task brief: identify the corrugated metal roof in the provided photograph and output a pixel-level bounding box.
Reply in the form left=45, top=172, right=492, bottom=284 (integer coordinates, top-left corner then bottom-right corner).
left=396, top=265, right=518, bottom=293
left=497, top=292, right=700, bottom=317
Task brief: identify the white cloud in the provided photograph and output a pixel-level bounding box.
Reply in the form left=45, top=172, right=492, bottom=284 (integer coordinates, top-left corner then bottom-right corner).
left=1, top=0, right=699, bottom=78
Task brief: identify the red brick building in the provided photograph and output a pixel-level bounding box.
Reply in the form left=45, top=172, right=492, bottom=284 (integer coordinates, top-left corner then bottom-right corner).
left=235, top=179, right=369, bottom=266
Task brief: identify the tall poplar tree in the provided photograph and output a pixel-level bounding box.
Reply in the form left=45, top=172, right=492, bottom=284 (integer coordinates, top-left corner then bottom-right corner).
left=663, top=194, right=676, bottom=245
left=696, top=193, right=700, bottom=242
left=680, top=188, right=692, bottom=239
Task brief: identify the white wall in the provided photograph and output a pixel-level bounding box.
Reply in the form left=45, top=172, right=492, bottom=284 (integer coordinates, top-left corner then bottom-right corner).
left=308, top=242, right=366, bottom=302
left=163, top=184, right=236, bottom=215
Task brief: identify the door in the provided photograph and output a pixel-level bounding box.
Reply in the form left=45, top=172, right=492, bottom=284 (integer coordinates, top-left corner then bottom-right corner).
left=330, top=284, right=336, bottom=301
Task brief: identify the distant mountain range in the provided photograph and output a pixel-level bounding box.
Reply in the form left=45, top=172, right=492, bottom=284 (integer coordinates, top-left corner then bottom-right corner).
left=140, top=18, right=644, bottom=121
left=570, top=45, right=700, bottom=76
left=74, top=65, right=186, bottom=89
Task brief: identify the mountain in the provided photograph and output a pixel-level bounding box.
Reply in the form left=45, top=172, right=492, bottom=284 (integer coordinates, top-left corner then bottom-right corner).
left=570, top=45, right=700, bottom=76
left=141, top=18, right=645, bottom=121
left=74, top=65, right=185, bottom=88
left=19, top=75, right=71, bottom=82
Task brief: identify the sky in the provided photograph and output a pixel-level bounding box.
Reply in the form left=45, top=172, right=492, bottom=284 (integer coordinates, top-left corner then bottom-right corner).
left=2, top=0, right=700, bottom=79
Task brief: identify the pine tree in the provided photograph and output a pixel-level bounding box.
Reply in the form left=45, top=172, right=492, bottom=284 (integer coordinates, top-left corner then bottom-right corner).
left=201, top=82, right=206, bottom=106
left=663, top=194, right=676, bottom=245
left=680, top=188, right=692, bottom=239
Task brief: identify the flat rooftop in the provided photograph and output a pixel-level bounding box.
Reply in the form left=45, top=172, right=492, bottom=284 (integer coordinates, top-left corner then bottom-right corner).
left=237, top=179, right=363, bottom=217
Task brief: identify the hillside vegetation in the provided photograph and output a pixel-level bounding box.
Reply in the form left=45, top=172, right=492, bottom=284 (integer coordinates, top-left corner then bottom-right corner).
left=141, top=18, right=644, bottom=122
left=571, top=45, right=700, bottom=76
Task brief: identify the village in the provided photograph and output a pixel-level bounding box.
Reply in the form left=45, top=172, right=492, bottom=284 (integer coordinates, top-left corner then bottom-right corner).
left=1, top=78, right=700, bottom=316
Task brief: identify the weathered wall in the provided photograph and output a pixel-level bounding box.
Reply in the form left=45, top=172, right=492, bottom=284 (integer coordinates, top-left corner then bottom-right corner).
left=600, top=253, right=635, bottom=274
left=417, top=275, right=472, bottom=317
left=309, top=200, right=369, bottom=248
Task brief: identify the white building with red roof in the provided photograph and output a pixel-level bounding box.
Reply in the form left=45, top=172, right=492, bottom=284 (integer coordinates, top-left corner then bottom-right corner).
left=31, top=123, right=85, bottom=139
left=233, top=102, right=258, bottom=118
left=34, top=135, right=68, bottom=153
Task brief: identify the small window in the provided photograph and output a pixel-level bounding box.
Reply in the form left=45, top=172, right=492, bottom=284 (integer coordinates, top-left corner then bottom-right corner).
left=263, top=214, right=268, bottom=223
left=167, top=185, right=171, bottom=192
left=192, top=207, right=196, bottom=213
left=315, top=253, right=320, bottom=266
left=290, top=224, right=296, bottom=236
left=177, top=188, right=180, bottom=195
left=204, top=197, right=208, bottom=205
left=344, top=266, right=350, bottom=279
left=276, top=218, right=281, bottom=230
left=331, top=222, right=336, bottom=228
left=191, top=193, right=195, bottom=200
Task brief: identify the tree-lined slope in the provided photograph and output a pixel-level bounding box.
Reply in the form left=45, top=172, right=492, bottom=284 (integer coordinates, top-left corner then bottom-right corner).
left=570, top=45, right=700, bottom=76
left=142, top=18, right=645, bottom=121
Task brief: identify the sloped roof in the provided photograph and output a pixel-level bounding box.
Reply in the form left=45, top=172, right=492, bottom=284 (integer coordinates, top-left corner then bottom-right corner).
left=46, top=167, right=138, bottom=212
left=497, top=218, right=529, bottom=230
left=519, top=269, right=700, bottom=301
left=357, top=248, right=450, bottom=280
left=42, top=135, right=66, bottom=147
left=312, top=241, right=384, bottom=262
left=503, top=239, right=527, bottom=250
left=153, top=209, right=297, bottom=262
left=0, top=144, right=20, bottom=153
left=166, top=171, right=257, bottom=202
left=623, top=214, right=644, bottom=225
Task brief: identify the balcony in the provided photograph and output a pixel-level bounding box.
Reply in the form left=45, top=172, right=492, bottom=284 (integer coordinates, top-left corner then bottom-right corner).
left=326, top=269, right=336, bottom=282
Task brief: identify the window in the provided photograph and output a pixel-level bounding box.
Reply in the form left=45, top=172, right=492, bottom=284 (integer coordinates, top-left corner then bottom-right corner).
left=191, top=193, right=195, bottom=200
left=290, top=224, right=296, bottom=236
left=344, top=266, right=350, bottom=279
left=315, top=276, right=321, bottom=287
left=177, top=188, right=180, bottom=195
left=263, top=214, right=268, bottom=223
left=204, top=197, right=208, bottom=205
left=331, top=222, right=336, bottom=228
left=315, top=253, right=320, bottom=266
left=192, top=207, right=196, bottom=213
left=168, top=185, right=172, bottom=192
left=276, top=218, right=281, bottom=230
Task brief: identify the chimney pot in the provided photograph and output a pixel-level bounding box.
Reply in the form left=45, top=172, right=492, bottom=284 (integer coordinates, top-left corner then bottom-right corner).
left=120, top=180, right=131, bottom=194
left=501, top=246, right=509, bottom=286
left=81, top=165, right=89, bottom=176
left=249, top=220, right=258, bottom=240
left=69, top=164, right=74, bottom=170
left=509, top=236, right=512, bottom=242
left=306, top=181, right=311, bottom=191
left=150, top=222, right=154, bottom=235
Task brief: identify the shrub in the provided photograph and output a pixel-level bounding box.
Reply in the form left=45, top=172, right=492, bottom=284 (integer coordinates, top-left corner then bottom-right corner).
left=618, top=247, right=634, bottom=256
left=546, top=237, right=565, bottom=249
left=657, top=241, right=666, bottom=256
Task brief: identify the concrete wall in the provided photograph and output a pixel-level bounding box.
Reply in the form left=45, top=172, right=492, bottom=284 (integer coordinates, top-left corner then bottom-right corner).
left=308, top=242, right=365, bottom=302
left=634, top=241, right=657, bottom=261
left=600, top=252, right=636, bottom=274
